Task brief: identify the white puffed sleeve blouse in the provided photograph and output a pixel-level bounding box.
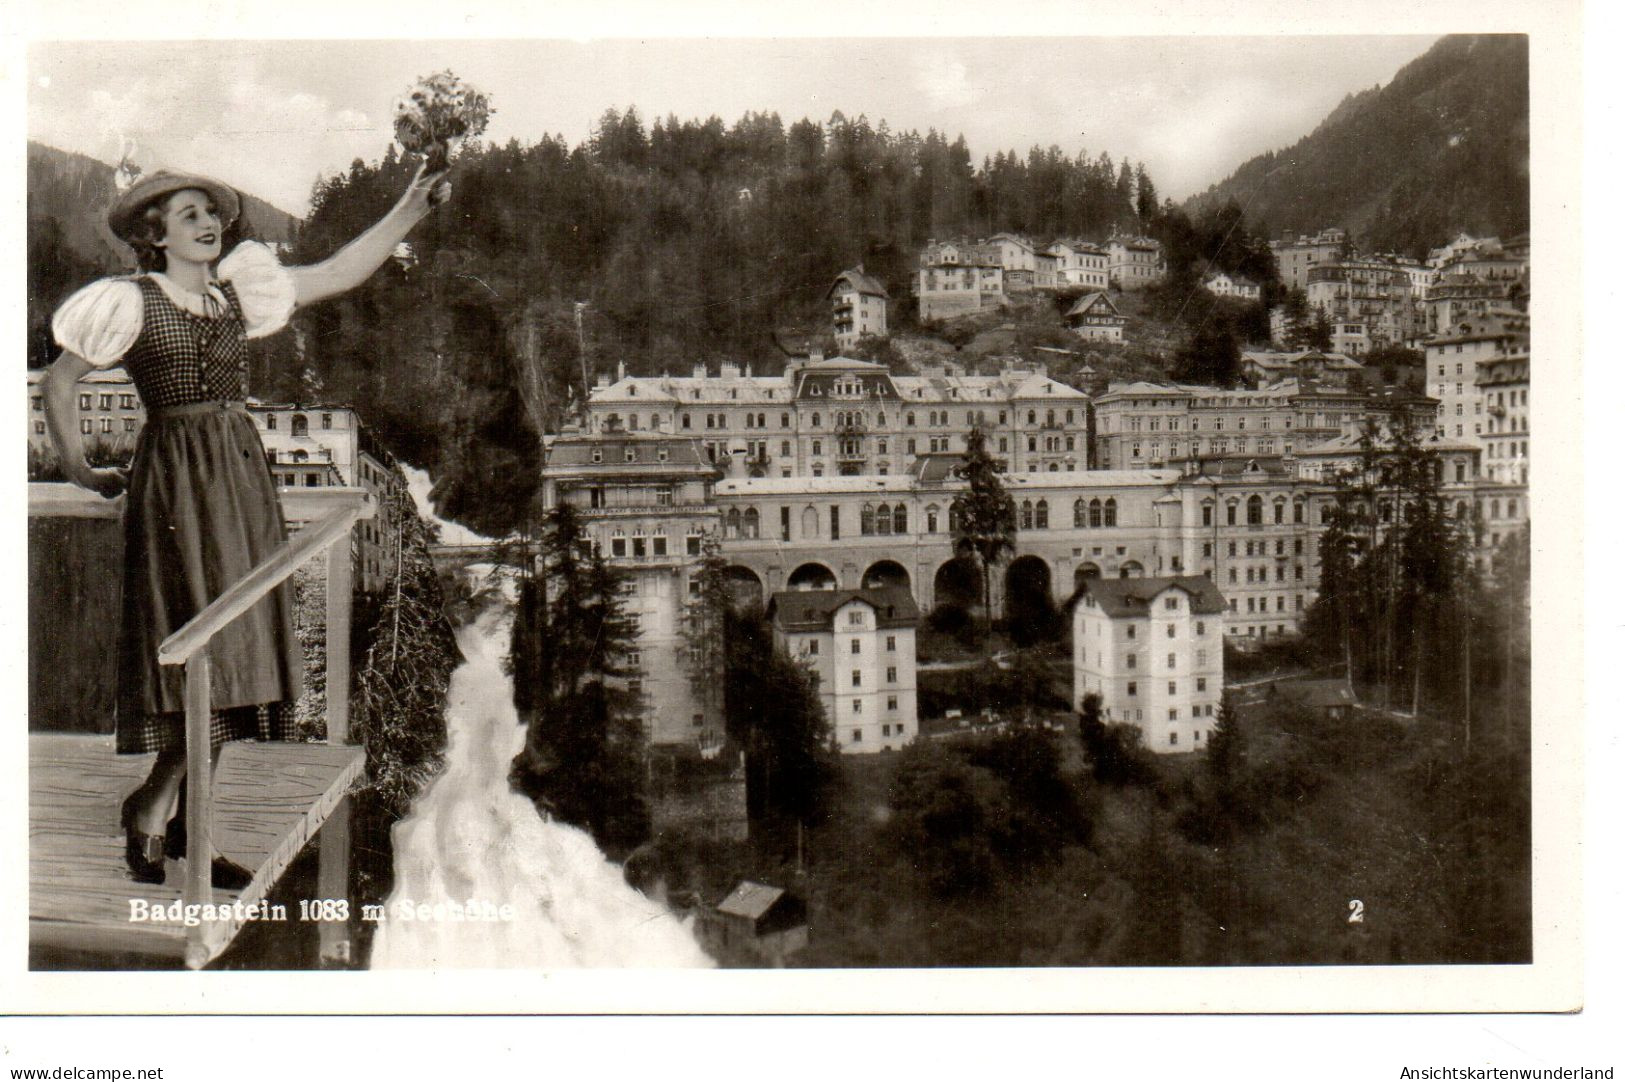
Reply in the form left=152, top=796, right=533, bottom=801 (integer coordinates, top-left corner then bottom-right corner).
left=51, top=241, right=299, bottom=368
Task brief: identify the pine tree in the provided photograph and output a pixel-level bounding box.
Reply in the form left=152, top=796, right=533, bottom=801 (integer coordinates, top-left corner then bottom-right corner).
left=725, top=606, right=835, bottom=827
left=1205, top=692, right=1245, bottom=785
left=950, top=426, right=1017, bottom=648
left=509, top=502, right=650, bottom=851
left=681, top=535, right=731, bottom=744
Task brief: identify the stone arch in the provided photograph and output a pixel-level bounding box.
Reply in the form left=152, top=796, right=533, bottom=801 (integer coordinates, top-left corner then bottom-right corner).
left=723, top=565, right=765, bottom=610
left=1004, top=554, right=1060, bottom=645
left=1119, top=559, right=1145, bottom=579
left=787, top=562, right=838, bottom=591
left=1074, top=563, right=1102, bottom=589
left=932, top=556, right=982, bottom=614
left=862, top=559, right=911, bottom=592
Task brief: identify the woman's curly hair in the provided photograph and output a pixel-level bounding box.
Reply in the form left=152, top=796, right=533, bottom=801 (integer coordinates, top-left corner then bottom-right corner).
left=121, top=201, right=172, bottom=273
left=118, top=188, right=255, bottom=273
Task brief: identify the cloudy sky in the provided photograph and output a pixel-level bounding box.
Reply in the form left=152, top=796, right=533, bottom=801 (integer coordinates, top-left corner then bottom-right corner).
left=28, top=36, right=1435, bottom=217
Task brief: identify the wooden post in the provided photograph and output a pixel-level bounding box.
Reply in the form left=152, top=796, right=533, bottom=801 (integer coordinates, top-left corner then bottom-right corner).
left=324, top=531, right=354, bottom=745
left=183, top=655, right=213, bottom=969
left=317, top=795, right=354, bottom=968
left=318, top=526, right=356, bottom=966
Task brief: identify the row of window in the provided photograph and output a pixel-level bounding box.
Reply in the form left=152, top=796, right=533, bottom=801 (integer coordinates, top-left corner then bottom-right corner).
left=1201, top=497, right=1311, bottom=527
left=1121, top=679, right=1212, bottom=696
left=44, top=392, right=141, bottom=412
left=1227, top=595, right=1304, bottom=614
left=54, top=418, right=140, bottom=435
left=848, top=719, right=907, bottom=741
left=1099, top=618, right=1208, bottom=641
left=1120, top=651, right=1204, bottom=671
left=1229, top=565, right=1306, bottom=585
left=845, top=666, right=901, bottom=686
left=262, top=413, right=333, bottom=435
left=846, top=696, right=903, bottom=716
left=1128, top=438, right=1291, bottom=458
left=648, top=406, right=1092, bottom=432
left=803, top=634, right=899, bottom=655
left=1119, top=413, right=1308, bottom=433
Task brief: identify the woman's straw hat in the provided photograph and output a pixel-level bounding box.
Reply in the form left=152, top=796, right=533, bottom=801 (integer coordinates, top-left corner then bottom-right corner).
left=108, top=170, right=242, bottom=240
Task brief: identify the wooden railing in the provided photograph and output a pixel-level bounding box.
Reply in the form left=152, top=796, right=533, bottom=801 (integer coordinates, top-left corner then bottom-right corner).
left=154, top=486, right=374, bottom=967
left=28, top=482, right=375, bottom=967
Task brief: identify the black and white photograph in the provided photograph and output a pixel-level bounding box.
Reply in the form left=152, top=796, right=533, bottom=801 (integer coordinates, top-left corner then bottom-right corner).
left=4, top=0, right=1595, bottom=1043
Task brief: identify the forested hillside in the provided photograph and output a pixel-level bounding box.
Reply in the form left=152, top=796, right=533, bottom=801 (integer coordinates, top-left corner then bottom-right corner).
left=1184, top=35, right=1528, bottom=257
left=274, top=111, right=1159, bottom=533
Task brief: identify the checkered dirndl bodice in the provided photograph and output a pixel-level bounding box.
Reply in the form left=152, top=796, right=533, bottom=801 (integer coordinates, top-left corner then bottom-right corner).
left=122, top=276, right=249, bottom=407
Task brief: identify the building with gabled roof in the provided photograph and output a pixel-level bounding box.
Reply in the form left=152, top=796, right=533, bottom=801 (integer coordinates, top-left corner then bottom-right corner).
left=829, top=266, right=890, bottom=350
left=698, top=881, right=808, bottom=966
left=1202, top=271, right=1261, bottom=301
left=768, top=585, right=921, bottom=754
left=1070, top=575, right=1226, bottom=753
left=1268, top=677, right=1357, bottom=721
left=1064, top=291, right=1126, bottom=343
left=1240, top=349, right=1366, bottom=388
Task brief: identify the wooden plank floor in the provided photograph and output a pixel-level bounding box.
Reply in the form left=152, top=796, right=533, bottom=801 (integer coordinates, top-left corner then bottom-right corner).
left=30, top=734, right=365, bottom=968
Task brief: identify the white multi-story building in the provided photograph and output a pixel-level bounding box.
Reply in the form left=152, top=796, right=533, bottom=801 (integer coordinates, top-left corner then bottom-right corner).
left=1091, top=379, right=1377, bottom=470
left=769, top=586, right=920, bottom=754
left=1424, top=310, right=1528, bottom=443
left=1202, top=272, right=1261, bottom=301
left=26, top=368, right=145, bottom=463
left=829, top=267, right=889, bottom=350
left=1305, top=259, right=1415, bottom=346
left=1477, top=351, right=1529, bottom=486
left=1107, top=235, right=1165, bottom=291
left=1045, top=240, right=1110, bottom=290
left=1071, top=575, right=1227, bottom=754
left=540, top=433, right=726, bottom=750
left=581, top=355, right=1091, bottom=478
left=247, top=402, right=409, bottom=592
left=1270, top=228, right=1348, bottom=292
left=915, top=260, right=1006, bottom=322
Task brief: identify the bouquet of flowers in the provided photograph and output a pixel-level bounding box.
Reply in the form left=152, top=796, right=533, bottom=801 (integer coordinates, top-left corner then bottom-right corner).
left=393, top=70, right=494, bottom=173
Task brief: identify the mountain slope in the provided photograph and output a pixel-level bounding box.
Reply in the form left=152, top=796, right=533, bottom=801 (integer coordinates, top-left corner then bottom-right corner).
left=26, top=141, right=300, bottom=365
left=1184, top=34, right=1528, bottom=257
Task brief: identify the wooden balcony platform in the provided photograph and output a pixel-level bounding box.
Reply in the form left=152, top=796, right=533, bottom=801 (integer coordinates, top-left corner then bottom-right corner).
left=30, top=733, right=364, bottom=968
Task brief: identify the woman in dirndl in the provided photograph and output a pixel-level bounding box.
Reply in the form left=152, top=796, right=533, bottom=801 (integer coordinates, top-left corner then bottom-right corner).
left=43, top=163, right=449, bottom=887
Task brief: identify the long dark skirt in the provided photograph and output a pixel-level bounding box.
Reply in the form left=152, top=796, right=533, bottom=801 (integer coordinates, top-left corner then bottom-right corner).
left=116, top=403, right=302, bottom=755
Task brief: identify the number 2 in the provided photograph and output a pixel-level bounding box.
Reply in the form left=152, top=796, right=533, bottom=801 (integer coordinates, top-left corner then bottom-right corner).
left=1348, top=899, right=1365, bottom=924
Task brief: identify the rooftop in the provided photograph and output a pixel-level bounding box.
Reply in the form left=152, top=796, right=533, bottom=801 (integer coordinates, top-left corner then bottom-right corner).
left=715, top=881, right=787, bottom=921
left=830, top=267, right=889, bottom=299
left=1071, top=575, right=1227, bottom=618
left=768, top=586, right=922, bottom=632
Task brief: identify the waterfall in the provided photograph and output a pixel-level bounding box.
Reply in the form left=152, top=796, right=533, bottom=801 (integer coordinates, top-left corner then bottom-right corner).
left=369, top=476, right=713, bottom=969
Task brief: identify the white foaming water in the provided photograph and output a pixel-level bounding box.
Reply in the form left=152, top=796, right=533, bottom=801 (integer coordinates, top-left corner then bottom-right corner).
left=399, top=463, right=491, bottom=547
left=370, top=567, right=713, bottom=969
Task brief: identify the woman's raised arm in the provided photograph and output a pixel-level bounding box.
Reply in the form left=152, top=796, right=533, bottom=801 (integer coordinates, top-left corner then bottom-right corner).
left=288, top=163, right=450, bottom=309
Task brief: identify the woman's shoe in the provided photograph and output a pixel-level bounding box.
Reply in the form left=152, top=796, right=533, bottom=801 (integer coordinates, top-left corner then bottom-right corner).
left=125, top=829, right=167, bottom=885
left=121, top=790, right=168, bottom=884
